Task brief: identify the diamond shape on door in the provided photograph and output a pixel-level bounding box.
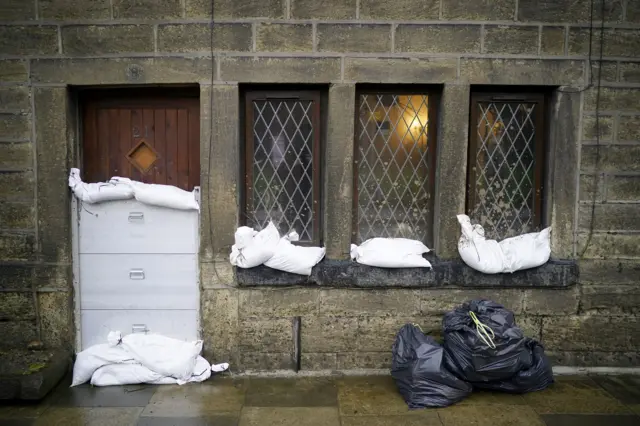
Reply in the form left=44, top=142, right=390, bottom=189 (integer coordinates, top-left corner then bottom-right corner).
left=127, top=139, right=159, bottom=174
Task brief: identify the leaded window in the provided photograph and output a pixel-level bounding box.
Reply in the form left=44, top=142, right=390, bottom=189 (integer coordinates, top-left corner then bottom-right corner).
left=354, top=90, right=437, bottom=245
left=467, top=93, right=546, bottom=240
left=244, top=90, right=321, bottom=244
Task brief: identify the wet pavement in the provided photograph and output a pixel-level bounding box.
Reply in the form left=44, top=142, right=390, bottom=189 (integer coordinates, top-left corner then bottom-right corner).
left=1, top=374, right=639, bottom=425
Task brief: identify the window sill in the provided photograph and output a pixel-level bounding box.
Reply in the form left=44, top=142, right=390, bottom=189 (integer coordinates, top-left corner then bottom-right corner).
left=235, top=257, right=578, bottom=289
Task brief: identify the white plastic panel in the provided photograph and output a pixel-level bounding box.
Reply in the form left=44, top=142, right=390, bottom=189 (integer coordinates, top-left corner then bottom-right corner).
left=78, top=199, right=198, bottom=254
left=79, top=254, right=198, bottom=310
left=80, top=309, right=198, bottom=350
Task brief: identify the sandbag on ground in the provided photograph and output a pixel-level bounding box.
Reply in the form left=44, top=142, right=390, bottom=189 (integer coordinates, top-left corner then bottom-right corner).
left=443, top=300, right=532, bottom=384
left=351, top=238, right=432, bottom=268
left=392, top=324, right=472, bottom=408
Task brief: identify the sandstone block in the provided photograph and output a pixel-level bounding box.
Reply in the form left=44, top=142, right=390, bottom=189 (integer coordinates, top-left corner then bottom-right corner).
left=360, top=0, right=439, bottom=20
left=158, top=23, right=252, bottom=53
left=185, top=0, right=284, bottom=19
left=395, top=25, right=481, bottom=54
left=113, top=0, right=181, bottom=18
left=0, top=233, right=35, bottom=261
left=317, top=24, right=391, bottom=53
left=62, top=25, right=154, bottom=56
left=0, top=87, right=30, bottom=113
left=238, top=318, right=292, bottom=353
left=0, top=60, right=28, bottom=83
left=0, top=142, right=32, bottom=169
left=0, top=202, right=34, bottom=230
left=291, top=0, right=355, bottom=19
left=581, top=145, right=640, bottom=173
left=39, top=0, right=110, bottom=20
left=581, top=116, right=613, bottom=140
left=219, top=57, right=340, bottom=83
left=523, top=288, right=580, bottom=316
left=541, top=27, right=566, bottom=55
left=344, top=57, right=458, bottom=83
left=542, top=315, right=640, bottom=352
left=319, top=289, right=421, bottom=317
left=578, top=204, right=640, bottom=231
left=239, top=289, right=319, bottom=318
left=484, top=26, right=538, bottom=55
left=256, top=24, right=313, bottom=52
left=617, top=115, right=640, bottom=141
left=0, top=26, right=58, bottom=55
left=0, top=293, right=35, bottom=321
left=442, top=0, right=514, bottom=20
left=606, top=175, right=640, bottom=201
left=302, top=317, right=358, bottom=353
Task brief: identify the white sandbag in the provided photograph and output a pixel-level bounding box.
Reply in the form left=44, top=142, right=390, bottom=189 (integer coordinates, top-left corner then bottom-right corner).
left=118, top=333, right=202, bottom=383
left=71, top=343, right=135, bottom=387
left=457, top=215, right=505, bottom=274
left=263, top=232, right=326, bottom=276
left=499, top=227, right=551, bottom=273
left=123, top=180, right=199, bottom=211
left=456, top=214, right=551, bottom=274
left=230, top=222, right=280, bottom=268
left=350, top=238, right=432, bottom=268
left=68, top=168, right=133, bottom=204
left=90, top=356, right=212, bottom=386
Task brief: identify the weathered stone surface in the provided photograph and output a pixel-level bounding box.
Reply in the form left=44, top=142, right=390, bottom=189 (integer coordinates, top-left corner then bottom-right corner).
left=113, top=0, right=182, bottom=18
left=617, top=115, right=640, bottom=141
left=38, top=291, right=72, bottom=348
left=420, top=289, right=525, bottom=314
left=186, top=0, right=285, bottom=18
left=460, top=59, right=585, bottom=86
left=0, top=87, right=30, bottom=113
left=0, top=172, right=33, bottom=201
left=0, top=232, right=35, bottom=261
left=629, top=1, right=640, bottom=22
left=357, top=316, right=440, bottom=352
left=32, top=57, right=213, bottom=85
left=0, top=0, right=36, bottom=20
left=547, top=351, right=640, bottom=367
left=200, top=261, right=236, bottom=288
left=0, top=202, right=34, bottom=230
left=579, top=174, right=604, bottom=202
left=291, top=0, right=355, bottom=19
left=581, top=116, right=613, bottom=140
left=395, top=25, right=481, bottom=54
left=39, top=0, right=110, bottom=20
left=301, top=353, right=337, bottom=370
left=442, top=0, right=514, bottom=20
left=0, top=321, right=37, bottom=349
left=518, top=0, right=623, bottom=22
left=158, top=23, right=252, bottom=53
left=325, top=84, right=355, bottom=259
left=591, top=61, right=618, bottom=82
left=0, top=114, right=31, bottom=141
left=302, top=317, right=358, bottom=353
left=360, top=0, right=439, bottom=20
left=604, top=29, right=640, bottom=58
left=239, top=352, right=293, bottom=371
left=35, top=264, right=71, bottom=291
left=34, top=88, right=71, bottom=264
left=606, top=175, right=640, bottom=201
left=577, top=233, right=640, bottom=258
left=484, top=26, right=539, bottom=54
left=581, top=284, right=640, bottom=314
left=436, top=84, right=470, bottom=258
left=585, top=88, right=640, bottom=112
left=541, top=27, right=566, bottom=56
left=0, top=26, right=58, bottom=55
left=319, top=290, right=421, bottom=317
left=237, top=259, right=577, bottom=288
left=568, top=28, right=603, bottom=56
left=344, top=57, right=457, bottom=83
left=256, top=23, right=313, bottom=52
left=62, top=25, right=154, bottom=56
left=239, top=289, right=319, bottom=318
left=337, top=352, right=390, bottom=370
left=0, top=264, right=31, bottom=291
left=542, top=315, right=639, bottom=351
left=238, top=318, right=293, bottom=352
left=548, top=90, right=582, bottom=259
left=578, top=204, right=640, bottom=231
left=0, top=293, right=35, bottom=321
left=580, top=259, right=640, bottom=285
left=581, top=145, right=640, bottom=173
left=199, top=85, right=239, bottom=262
left=619, top=62, right=640, bottom=83
left=219, top=57, right=341, bottom=83
left=317, top=24, right=390, bottom=53
left=0, top=349, right=70, bottom=400
left=0, top=142, right=32, bottom=169
left=517, top=316, right=542, bottom=341
left=201, top=289, right=238, bottom=363
left=523, top=288, right=580, bottom=316
left=0, top=60, right=28, bottom=83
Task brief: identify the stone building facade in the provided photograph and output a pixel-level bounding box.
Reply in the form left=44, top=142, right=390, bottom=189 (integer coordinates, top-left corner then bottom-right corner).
left=0, top=0, right=639, bottom=371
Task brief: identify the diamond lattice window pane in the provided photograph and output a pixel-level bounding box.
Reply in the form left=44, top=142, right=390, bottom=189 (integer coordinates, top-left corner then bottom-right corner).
left=356, top=94, right=433, bottom=244
left=127, top=139, right=158, bottom=174
left=248, top=99, right=316, bottom=242
left=469, top=101, right=538, bottom=240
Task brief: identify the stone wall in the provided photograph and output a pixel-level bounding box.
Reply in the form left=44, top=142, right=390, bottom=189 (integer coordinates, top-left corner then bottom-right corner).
left=0, top=0, right=638, bottom=369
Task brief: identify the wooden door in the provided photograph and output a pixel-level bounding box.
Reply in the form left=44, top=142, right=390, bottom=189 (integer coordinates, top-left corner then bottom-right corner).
left=81, top=89, right=200, bottom=191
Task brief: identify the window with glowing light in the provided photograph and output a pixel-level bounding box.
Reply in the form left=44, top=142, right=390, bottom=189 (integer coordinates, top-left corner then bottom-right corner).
left=354, top=90, right=438, bottom=245
left=467, top=92, right=547, bottom=240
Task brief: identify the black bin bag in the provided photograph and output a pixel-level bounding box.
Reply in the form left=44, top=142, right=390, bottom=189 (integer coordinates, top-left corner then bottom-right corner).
left=474, top=338, right=554, bottom=393
left=392, top=324, right=472, bottom=408
left=443, top=300, right=533, bottom=384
